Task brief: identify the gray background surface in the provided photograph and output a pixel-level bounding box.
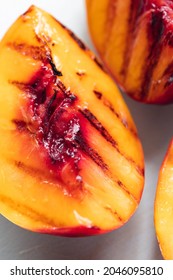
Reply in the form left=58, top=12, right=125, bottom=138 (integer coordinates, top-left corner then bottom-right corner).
left=0, top=0, right=170, bottom=260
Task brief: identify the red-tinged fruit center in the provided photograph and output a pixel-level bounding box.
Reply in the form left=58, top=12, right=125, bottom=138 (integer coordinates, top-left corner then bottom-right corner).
left=13, top=62, right=91, bottom=193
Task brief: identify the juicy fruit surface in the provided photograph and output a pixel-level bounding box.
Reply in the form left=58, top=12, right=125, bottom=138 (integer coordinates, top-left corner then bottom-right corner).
left=0, top=6, right=144, bottom=236
left=86, top=0, right=173, bottom=104
left=155, top=140, right=173, bottom=259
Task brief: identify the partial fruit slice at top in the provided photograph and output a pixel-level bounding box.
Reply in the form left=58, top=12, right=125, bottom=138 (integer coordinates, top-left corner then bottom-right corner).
left=0, top=5, right=144, bottom=236
left=155, top=140, right=173, bottom=259
left=86, top=0, right=173, bottom=104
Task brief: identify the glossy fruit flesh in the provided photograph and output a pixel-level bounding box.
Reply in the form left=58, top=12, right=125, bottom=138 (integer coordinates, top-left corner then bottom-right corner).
left=86, top=0, right=173, bottom=103
left=155, top=140, right=173, bottom=259
left=0, top=6, right=144, bottom=236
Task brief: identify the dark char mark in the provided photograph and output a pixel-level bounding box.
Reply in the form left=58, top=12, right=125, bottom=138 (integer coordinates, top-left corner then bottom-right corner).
left=80, top=108, right=118, bottom=149
left=7, top=42, right=46, bottom=61
left=50, top=15, right=87, bottom=51
left=12, top=119, right=28, bottom=132
left=0, top=192, right=58, bottom=227
left=105, top=206, right=123, bottom=222
left=121, top=0, right=145, bottom=77
left=140, top=9, right=164, bottom=99
left=93, top=90, right=137, bottom=137
left=48, top=58, right=62, bottom=76
left=76, top=71, right=86, bottom=77
left=8, top=42, right=63, bottom=77
left=75, top=131, right=108, bottom=172
left=51, top=15, right=106, bottom=72
left=80, top=108, right=144, bottom=176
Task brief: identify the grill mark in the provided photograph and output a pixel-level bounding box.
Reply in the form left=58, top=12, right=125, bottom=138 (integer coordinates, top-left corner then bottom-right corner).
left=75, top=133, right=108, bottom=172
left=0, top=194, right=59, bottom=227
left=14, top=160, right=85, bottom=200
left=10, top=80, right=38, bottom=99
left=121, top=0, right=145, bottom=77
left=67, top=30, right=87, bottom=51
left=117, top=179, right=138, bottom=203
left=81, top=108, right=118, bottom=148
left=140, top=9, right=164, bottom=100
left=104, top=206, right=124, bottom=223
left=14, top=160, right=58, bottom=183
left=7, top=42, right=46, bottom=61
left=93, top=90, right=137, bottom=137
left=8, top=42, right=62, bottom=77
left=76, top=71, right=86, bottom=77
left=92, top=55, right=105, bottom=71
left=50, top=15, right=106, bottom=72
left=51, top=16, right=88, bottom=51
left=76, top=135, right=138, bottom=201
left=11, top=78, right=69, bottom=101
left=48, top=59, right=62, bottom=76
left=80, top=109, right=144, bottom=176
left=12, top=119, right=28, bottom=132
left=76, top=126, right=138, bottom=202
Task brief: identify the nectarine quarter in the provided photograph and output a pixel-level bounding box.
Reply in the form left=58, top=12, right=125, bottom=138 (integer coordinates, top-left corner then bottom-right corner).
left=155, top=140, right=173, bottom=259
left=0, top=6, right=144, bottom=236
left=86, top=0, right=173, bottom=104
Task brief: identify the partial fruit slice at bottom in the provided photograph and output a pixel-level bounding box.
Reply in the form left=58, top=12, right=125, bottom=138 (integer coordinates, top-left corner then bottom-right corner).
left=155, top=140, right=173, bottom=259
left=0, top=6, right=144, bottom=236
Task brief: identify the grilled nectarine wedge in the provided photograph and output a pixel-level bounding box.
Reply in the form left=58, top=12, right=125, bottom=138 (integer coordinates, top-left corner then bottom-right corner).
left=86, top=0, right=173, bottom=104
left=155, top=140, right=173, bottom=259
left=0, top=6, right=144, bottom=236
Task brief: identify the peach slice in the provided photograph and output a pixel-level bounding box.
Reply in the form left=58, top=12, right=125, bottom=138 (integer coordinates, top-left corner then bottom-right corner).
left=86, top=0, right=173, bottom=104
left=0, top=6, right=144, bottom=236
left=155, top=140, right=173, bottom=259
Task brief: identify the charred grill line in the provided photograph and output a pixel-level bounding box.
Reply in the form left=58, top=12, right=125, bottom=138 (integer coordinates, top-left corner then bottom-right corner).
left=8, top=41, right=63, bottom=77
left=0, top=193, right=59, bottom=227
left=7, top=42, right=46, bottom=61
left=121, top=0, right=145, bottom=77
left=76, top=71, right=86, bottom=77
left=12, top=119, right=28, bottom=132
left=75, top=132, right=108, bottom=172
left=92, top=56, right=105, bottom=71
left=140, top=9, right=164, bottom=99
left=116, top=179, right=138, bottom=202
left=48, top=58, right=62, bottom=76
left=67, top=30, right=87, bottom=51
left=93, top=90, right=102, bottom=100
left=104, top=206, right=123, bottom=222
left=93, top=90, right=137, bottom=137
left=80, top=108, right=118, bottom=148
left=80, top=108, right=144, bottom=176
left=52, top=15, right=88, bottom=51
left=51, top=15, right=106, bottom=72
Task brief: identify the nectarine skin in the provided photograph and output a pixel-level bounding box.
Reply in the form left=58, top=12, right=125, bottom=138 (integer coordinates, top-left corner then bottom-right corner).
left=86, top=0, right=173, bottom=104
left=0, top=6, right=144, bottom=236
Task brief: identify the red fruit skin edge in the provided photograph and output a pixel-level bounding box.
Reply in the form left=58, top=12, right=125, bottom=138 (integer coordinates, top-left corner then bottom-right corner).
left=37, top=225, right=110, bottom=237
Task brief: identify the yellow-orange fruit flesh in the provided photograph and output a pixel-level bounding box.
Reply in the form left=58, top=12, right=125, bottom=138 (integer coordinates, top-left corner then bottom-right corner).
left=0, top=6, right=144, bottom=236
left=155, top=140, right=173, bottom=259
